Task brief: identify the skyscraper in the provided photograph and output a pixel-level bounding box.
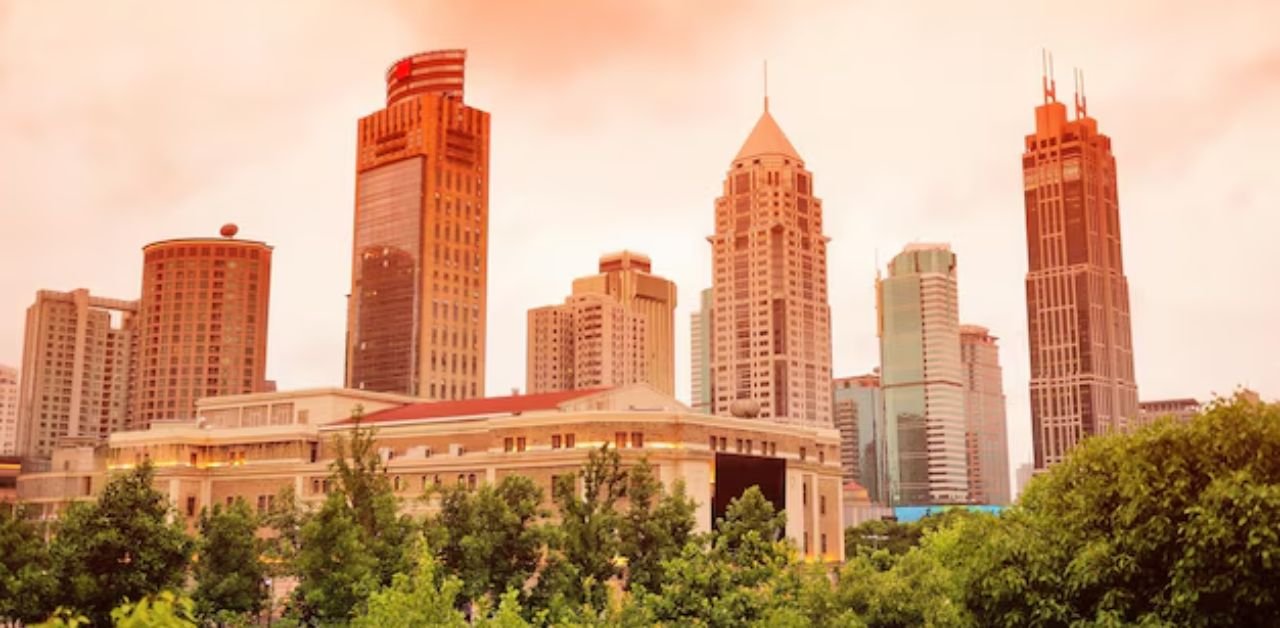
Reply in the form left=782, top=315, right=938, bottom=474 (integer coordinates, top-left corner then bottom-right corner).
left=690, top=288, right=712, bottom=413
left=1023, top=65, right=1138, bottom=469
left=960, top=325, right=1010, bottom=505
left=345, top=50, right=490, bottom=400
left=877, top=244, right=967, bottom=505
left=571, top=252, right=677, bottom=395
left=708, top=98, right=833, bottom=426
left=832, top=373, right=887, bottom=504
left=0, top=366, right=18, bottom=455
left=16, top=289, right=138, bottom=458
left=133, top=226, right=273, bottom=426
left=526, top=294, right=646, bottom=393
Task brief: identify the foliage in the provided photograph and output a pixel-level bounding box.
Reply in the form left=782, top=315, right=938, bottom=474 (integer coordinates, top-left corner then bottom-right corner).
left=425, top=474, right=548, bottom=606
left=47, top=463, right=192, bottom=625
left=110, top=590, right=198, bottom=627
left=961, top=394, right=1280, bottom=627
left=0, top=504, right=55, bottom=624
left=617, top=459, right=697, bottom=593
left=193, top=498, right=266, bottom=621
left=329, top=408, right=416, bottom=586
left=536, top=444, right=629, bottom=612
left=261, top=484, right=305, bottom=577
left=353, top=540, right=468, bottom=628
left=290, top=492, right=379, bottom=624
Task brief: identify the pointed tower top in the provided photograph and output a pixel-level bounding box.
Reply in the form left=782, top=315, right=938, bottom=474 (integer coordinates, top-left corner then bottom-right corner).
left=734, top=109, right=801, bottom=161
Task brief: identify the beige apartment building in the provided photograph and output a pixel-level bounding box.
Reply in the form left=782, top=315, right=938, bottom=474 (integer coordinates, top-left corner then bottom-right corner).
left=571, top=252, right=677, bottom=395
left=18, top=385, right=845, bottom=561
left=527, top=252, right=675, bottom=395
left=709, top=101, right=833, bottom=426
left=0, top=366, right=17, bottom=455
left=16, top=289, right=139, bottom=459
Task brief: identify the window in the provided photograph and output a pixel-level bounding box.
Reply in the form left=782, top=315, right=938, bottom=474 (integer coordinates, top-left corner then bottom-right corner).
left=393, top=476, right=403, bottom=491
left=818, top=448, right=825, bottom=464
left=565, top=433, right=576, bottom=448
left=735, top=438, right=743, bottom=453
left=615, top=432, right=627, bottom=449
left=709, top=436, right=717, bottom=451
left=820, top=533, right=828, bottom=555
left=517, top=437, right=527, bottom=452
left=186, top=496, right=196, bottom=517
left=819, top=495, right=826, bottom=515
left=309, top=443, right=318, bottom=464
left=745, top=439, right=753, bottom=454
left=189, top=452, right=197, bottom=466
left=719, top=436, right=727, bottom=451
left=804, top=532, right=810, bottom=554
left=504, top=437, right=514, bottom=452
left=631, top=432, right=643, bottom=448
left=552, top=434, right=563, bottom=449
left=257, top=495, right=268, bottom=514
left=800, top=447, right=807, bottom=462
left=803, top=483, right=810, bottom=506
left=467, top=474, right=477, bottom=490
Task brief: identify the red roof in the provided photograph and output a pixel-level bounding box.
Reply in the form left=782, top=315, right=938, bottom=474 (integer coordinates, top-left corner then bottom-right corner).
left=334, top=387, right=611, bottom=426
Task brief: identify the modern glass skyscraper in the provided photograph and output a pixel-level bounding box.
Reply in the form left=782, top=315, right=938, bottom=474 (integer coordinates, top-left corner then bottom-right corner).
left=877, top=244, right=967, bottom=505
left=708, top=100, right=833, bottom=426
left=833, top=373, right=887, bottom=503
left=345, top=50, right=490, bottom=400
left=960, top=325, right=1010, bottom=505
left=1023, top=69, right=1138, bottom=469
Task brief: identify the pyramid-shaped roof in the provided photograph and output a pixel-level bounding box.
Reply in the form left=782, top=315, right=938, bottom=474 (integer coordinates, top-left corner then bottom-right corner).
left=734, top=108, right=801, bottom=161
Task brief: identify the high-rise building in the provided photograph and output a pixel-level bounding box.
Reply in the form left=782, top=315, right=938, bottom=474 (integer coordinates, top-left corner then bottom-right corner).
left=1135, top=398, right=1201, bottom=428
left=877, top=244, right=967, bottom=505
left=1023, top=66, right=1138, bottom=469
left=526, top=294, right=646, bottom=393
left=959, top=325, right=1010, bottom=505
left=345, top=50, right=490, bottom=400
left=571, top=252, right=677, bottom=395
left=708, top=99, right=833, bottom=426
left=690, top=288, right=713, bottom=413
left=0, top=366, right=18, bottom=455
left=133, top=226, right=272, bottom=426
left=15, top=289, right=138, bottom=458
left=1014, top=462, right=1035, bottom=500
left=832, top=373, right=887, bottom=504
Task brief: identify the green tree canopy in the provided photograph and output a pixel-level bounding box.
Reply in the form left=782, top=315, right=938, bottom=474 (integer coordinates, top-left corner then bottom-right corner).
left=425, top=474, right=548, bottom=607
left=193, top=498, right=266, bottom=622
left=617, top=459, right=697, bottom=594
left=47, top=463, right=192, bottom=625
left=0, top=504, right=55, bottom=624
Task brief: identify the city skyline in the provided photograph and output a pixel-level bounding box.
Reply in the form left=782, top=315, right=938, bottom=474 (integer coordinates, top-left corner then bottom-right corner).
left=2, top=1, right=1278, bottom=483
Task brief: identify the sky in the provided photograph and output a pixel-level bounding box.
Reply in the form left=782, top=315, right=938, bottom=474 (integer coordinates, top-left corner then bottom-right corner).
left=2, top=0, right=1278, bottom=483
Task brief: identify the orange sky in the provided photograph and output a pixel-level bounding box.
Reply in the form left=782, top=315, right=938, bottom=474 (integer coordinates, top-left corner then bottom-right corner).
left=2, top=0, right=1278, bottom=480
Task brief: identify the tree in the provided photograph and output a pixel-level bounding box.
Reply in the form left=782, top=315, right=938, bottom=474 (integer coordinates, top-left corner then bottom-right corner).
left=844, top=517, right=921, bottom=560
left=329, top=409, right=415, bottom=586
left=618, top=458, right=696, bottom=593
left=291, top=492, right=379, bottom=624
left=424, top=474, right=548, bottom=606
left=193, top=498, right=266, bottom=623
left=110, top=591, right=198, bottom=627
left=537, top=444, right=629, bottom=611
left=47, top=463, right=192, bottom=625
left=960, top=394, right=1280, bottom=627
left=0, top=505, right=55, bottom=624
left=643, top=487, right=800, bottom=627
left=354, top=541, right=468, bottom=628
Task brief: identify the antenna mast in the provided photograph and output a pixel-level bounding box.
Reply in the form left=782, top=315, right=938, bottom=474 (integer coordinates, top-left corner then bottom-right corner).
left=1073, top=67, right=1088, bottom=119
left=763, top=60, right=769, bottom=112
left=1042, top=48, right=1057, bottom=104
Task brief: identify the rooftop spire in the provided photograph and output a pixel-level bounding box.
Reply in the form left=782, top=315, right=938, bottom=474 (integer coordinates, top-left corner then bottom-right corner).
left=763, top=59, right=769, bottom=112
left=1073, top=67, right=1088, bottom=119
left=1042, top=48, right=1057, bottom=104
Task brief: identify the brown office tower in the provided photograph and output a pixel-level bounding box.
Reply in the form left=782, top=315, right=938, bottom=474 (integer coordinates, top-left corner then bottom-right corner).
left=959, top=325, right=1010, bottom=505
left=15, top=289, right=138, bottom=458
left=345, top=50, right=490, bottom=399
left=1023, top=64, right=1138, bottom=469
left=709, top=98, right=833, bottom=426
left=133, top=226, right=272, bottom=426
left=571, top=252, right=676, bottom=395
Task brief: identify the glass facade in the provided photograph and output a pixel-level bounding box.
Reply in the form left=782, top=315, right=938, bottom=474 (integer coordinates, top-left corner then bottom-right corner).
left=877, top=245, right=968, bottom=505
left=349, top=157, right=425, bottom=393
left=833, top=375, right=886, bottom=503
